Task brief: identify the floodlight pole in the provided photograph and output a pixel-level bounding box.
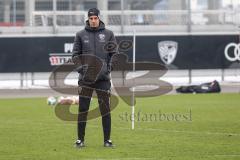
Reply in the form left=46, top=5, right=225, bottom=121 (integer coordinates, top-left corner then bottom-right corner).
left=187, top=0, right=192, bottom=33
left=12, top=0, right=16, bottom=26
left=53, top=0, right=57, bottom=34
left=131, top=30, right=136, bottom=130
left=120, top=0, right=124, bottom=34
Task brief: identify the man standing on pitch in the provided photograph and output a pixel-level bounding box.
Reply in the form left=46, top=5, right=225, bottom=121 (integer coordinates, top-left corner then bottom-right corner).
left=72, top=8, right=117, bottom=148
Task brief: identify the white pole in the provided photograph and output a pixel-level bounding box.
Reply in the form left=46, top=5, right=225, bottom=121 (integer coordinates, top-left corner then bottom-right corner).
left=53, top=0, right=57, bottom=33
left=132, top=30, right=136, bottom=130
left=13, top=0, right=16, bottom=26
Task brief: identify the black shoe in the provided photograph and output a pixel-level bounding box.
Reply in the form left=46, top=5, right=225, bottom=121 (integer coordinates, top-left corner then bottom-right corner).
left=104, top=140, right=114, bottom=147
left=75, top=140, right=85, bottom=148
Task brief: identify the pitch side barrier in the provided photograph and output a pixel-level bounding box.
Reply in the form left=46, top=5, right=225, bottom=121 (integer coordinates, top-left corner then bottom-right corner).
left=0, top=34, right=239, bottom=73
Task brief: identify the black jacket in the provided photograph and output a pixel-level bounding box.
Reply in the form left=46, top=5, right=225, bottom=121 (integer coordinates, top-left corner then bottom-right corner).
left=72, top=20, right=117, bottom=83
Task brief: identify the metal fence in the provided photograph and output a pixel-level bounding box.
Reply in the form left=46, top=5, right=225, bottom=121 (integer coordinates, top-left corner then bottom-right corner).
left=0, top=0, right=239, bottom=35
left=30, top=10, right=240, bottom=34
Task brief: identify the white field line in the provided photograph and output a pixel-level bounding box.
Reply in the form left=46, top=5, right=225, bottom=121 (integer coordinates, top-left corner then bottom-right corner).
left=86, top=124, right=240, bottom=137
left=3, top=121, right=240, bottom=137
left=211, top=155, right=240, bottom=157
left=121, top=126, right=240, bottom=136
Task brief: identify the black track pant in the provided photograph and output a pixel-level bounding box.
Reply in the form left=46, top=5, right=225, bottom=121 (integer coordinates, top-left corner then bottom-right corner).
left=78, top=80, right=111, bottom=142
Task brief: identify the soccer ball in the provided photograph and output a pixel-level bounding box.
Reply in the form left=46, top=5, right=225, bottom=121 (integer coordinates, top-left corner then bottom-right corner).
left=47, top=96, right=57, bottom=105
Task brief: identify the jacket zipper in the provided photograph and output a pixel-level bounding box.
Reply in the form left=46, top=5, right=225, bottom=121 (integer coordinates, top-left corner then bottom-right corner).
left=93, top=32, right=97, bottom=78
left=93, top=32, right=96, bottom=55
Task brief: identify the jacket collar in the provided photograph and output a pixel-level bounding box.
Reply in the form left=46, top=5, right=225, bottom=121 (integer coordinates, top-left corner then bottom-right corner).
left=85, top=20, right=105, bottom=32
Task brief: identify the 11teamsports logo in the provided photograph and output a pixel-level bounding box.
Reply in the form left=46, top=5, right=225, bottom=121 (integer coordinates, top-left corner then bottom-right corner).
left=49, top=43, right=73, bottom=66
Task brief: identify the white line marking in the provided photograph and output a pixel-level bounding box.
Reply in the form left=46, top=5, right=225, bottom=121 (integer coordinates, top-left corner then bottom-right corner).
left=109, top=125, right=240, bottom=136
left=4, top=121, right=240, bottom=137
left=212, top=155, right=240, bottom=157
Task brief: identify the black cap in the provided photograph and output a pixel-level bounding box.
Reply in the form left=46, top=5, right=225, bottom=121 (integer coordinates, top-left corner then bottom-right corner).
left=88, top=8, right=100, bottom=17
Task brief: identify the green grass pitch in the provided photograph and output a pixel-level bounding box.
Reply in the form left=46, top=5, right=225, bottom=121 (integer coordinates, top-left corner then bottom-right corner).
left=0, top=93, right=240, bottom=160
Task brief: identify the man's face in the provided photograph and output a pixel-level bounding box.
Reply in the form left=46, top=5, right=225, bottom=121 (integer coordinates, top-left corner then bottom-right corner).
left=89, top=16, right=100, bottom=28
